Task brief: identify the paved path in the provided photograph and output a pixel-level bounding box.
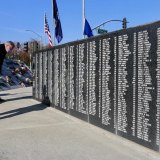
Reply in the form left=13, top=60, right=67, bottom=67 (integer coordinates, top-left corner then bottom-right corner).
left=0, top=87, right=160, bottom=160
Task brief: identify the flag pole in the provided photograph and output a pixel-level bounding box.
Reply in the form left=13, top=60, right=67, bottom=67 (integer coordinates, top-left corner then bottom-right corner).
left=44, top=12, right=46, bottom=46
left=52, top=0, right=56, bottom=46
left=82, top=0, right=85, bottom=38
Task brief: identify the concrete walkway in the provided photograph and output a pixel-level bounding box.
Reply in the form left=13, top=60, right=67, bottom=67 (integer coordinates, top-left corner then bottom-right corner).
left=0, top=87, right=160, bottom=160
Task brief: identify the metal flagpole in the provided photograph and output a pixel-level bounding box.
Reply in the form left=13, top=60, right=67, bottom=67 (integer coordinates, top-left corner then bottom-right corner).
left=44, top=12, right=46, bottom=48
left=82, top=0, right=85, bottom=38
left=52, top=0, right=56, bottom=46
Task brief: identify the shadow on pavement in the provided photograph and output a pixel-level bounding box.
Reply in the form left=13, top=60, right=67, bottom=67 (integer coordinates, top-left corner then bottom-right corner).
left=6, top=96, right=33, bottom=102
left=0, top=93, right=11, bottom=96
left=0, top=103, right=48, bottom=120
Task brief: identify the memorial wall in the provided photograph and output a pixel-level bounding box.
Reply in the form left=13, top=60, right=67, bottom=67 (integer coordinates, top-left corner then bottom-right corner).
left=32, top=21, right=160, bottom=151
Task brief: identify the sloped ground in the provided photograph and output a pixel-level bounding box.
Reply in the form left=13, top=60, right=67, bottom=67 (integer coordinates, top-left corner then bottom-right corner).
left=0, top=59, right=32, bottom=91
left=0, top=87, right=160, bottom=160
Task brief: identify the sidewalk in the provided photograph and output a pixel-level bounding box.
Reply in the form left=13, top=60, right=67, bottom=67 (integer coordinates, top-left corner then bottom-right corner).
left=0, top=87, right=160, bottom=160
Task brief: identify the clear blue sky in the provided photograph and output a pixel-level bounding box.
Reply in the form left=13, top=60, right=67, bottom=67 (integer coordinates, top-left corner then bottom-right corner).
left=0, top=0, right=160, bottom=45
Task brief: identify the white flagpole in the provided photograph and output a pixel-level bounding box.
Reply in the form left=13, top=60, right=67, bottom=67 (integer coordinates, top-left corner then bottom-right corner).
left=82, top=0, right=85, bottom=38
left=52, top=0, right=56, bottom=46
left=44, top=12, right=47, bottom=47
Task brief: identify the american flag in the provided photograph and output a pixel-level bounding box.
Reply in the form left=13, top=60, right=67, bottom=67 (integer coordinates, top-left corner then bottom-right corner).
left=45, top=14, right=53, bottom=48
